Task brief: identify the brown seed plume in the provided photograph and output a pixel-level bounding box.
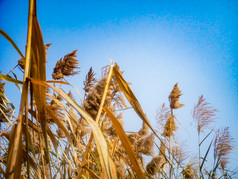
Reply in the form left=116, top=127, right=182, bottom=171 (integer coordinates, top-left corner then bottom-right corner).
left=136, top=134, right=154, bottom=156
left=138, top=121, right=150, bottom=136
left=146, top=155, right=165, bottom=176
left=182, top=163, right=194, bottom=179
left=52, top=50, right=80, bottom=79
left=18, top=43, right=52, bottom=69
left=156, top=103, right=170, bottom=134
left=169, top=83, right=184, bottom=109
left=162, top=114, right=177, bottom=137
left=193, top=95, right=217, bottom=133
left=214, top=127, right=234, bottom=170
left=83, top=67, right=96, bottom=95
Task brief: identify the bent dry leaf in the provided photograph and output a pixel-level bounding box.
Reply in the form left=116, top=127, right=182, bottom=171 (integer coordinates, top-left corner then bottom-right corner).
left=113, top=67, right=160, bottom=140
left=0, top=74, right=23, bottom=84
left=0, top=29, right=25, bottom=59
left=103, top=106, right=145, bottom=179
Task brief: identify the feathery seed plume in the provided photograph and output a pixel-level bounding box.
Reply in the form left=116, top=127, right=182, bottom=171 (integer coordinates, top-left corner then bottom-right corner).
left=182, top=163, right=194, bottom=179
left=156, top=103, right=170, bottom=129
left=214, top=127, right=234, bottom=170
left=193, top=95, right=217, bottom=133
left=18, top=43, right=52, bottom=69
left=83, top=67, right=96, bottom=95
left=169, top=83, right=184, bottom=109
left=52, top=50, right=80, bottom=79
left=136, top=134, right=154, bottom=156
left=146, top=155, right=165, bottom=176
left=138, top=121, right=150, bottom=136
left=162, top=114, right=177, bottom=137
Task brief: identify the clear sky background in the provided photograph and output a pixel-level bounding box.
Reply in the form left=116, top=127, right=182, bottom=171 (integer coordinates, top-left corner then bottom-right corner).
left=1, top=0, right=238, bottom=169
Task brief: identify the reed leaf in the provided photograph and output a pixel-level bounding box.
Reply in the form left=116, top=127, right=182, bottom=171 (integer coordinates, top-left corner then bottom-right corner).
left=103, top=106, right=145, bottom=179
left=113, top=67, right=171, bottom=151
left=200, top=139, right=213, bottom=171
left=5, top=124, right=22, bottom=179
left=0, top=74, right=23, bottom=84
left=0, top=29, right=25, bottom=59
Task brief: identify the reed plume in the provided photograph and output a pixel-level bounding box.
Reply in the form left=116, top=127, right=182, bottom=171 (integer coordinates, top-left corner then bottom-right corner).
left=136, top=134, right=154, bottom=156
left=182, top=163, right=195, bottom=179
left=52, top=50, right=80, bottom=79
left=193, top=95, right=217, bottom=133
left=156, top=103, right=170, bottom=130
left=214, top=127, right=234, bottom=170
left=169, top=83, right=184, bottom=109
left=18, top=43, right=52, bottom=70
left=146, top=155, right=165, bottom=176
left=83, top=67, right=96, bottom=96
left=162, top=114, right=177, bottom=137
left=138, top=121, right=150, bottom=135
left=84, top=77, right=110, bottom=119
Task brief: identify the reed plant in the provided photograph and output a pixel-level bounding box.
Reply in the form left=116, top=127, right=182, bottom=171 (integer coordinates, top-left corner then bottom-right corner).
left=0, top=0, right=236, bottom=178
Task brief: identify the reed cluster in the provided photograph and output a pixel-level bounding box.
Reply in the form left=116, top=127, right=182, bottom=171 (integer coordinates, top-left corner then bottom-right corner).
left=0, top=1, right=236, bottom=178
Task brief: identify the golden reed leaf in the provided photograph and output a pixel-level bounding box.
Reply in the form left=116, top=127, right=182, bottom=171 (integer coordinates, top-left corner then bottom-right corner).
left=103, top=106, right=145, bottom=179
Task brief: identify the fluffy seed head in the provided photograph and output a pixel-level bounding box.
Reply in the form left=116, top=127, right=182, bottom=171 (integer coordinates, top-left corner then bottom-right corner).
left=182, top=163, right=194, bottom=179
left=193, top=95, right=217, bottom=133
left=162, top=114, right=177, bottom=137
left=52, top=50, right=80, bottom=79
left=138, top=121, right=150, bottom=136
left=214, top=127, right=234, bottom=170
left=169, top=83, right=184, bottom=109
left=146, top=155, right=164, bottom=176
left=136, top=134, right=154, bottom=156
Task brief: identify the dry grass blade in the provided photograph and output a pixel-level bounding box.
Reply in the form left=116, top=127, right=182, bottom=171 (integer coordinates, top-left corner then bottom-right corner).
left=6, top=0, right=49, bottom=178
left=200, top=139, right=213, bottom=171
left=103, top=106, right=145, bottom=179
left=113, top=67, right=164, bottom=144
left=0, top=29, right=25, bottom=59
left=82, top=166, right=100, bottom=179
left=0, top=166, right=6, bottom=178
left=0, top=74, right=23, bottom=84
left=5, top=124, right=23, bottom=178
left=113, top=67, right=151, bottom=127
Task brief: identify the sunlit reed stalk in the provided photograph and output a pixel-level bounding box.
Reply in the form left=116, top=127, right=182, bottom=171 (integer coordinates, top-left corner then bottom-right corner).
left=167, top=83, right=184, bottom=179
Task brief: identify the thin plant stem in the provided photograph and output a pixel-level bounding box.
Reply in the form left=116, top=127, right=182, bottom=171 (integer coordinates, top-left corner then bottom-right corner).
left=198, top=126, right=201, bottom=178
left=5, top=64, right=19, bottom=76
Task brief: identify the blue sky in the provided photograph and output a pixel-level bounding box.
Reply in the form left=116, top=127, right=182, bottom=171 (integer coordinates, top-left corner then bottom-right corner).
left=1, top=0, right=238, bottom=168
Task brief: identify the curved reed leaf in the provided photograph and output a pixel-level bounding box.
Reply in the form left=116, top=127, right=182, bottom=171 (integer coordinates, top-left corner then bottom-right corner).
left=103, top=106, right=145, bottom=179
left=0, top=29, right=25, bottom=59
left=0, top=74, right=23, bottom=84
